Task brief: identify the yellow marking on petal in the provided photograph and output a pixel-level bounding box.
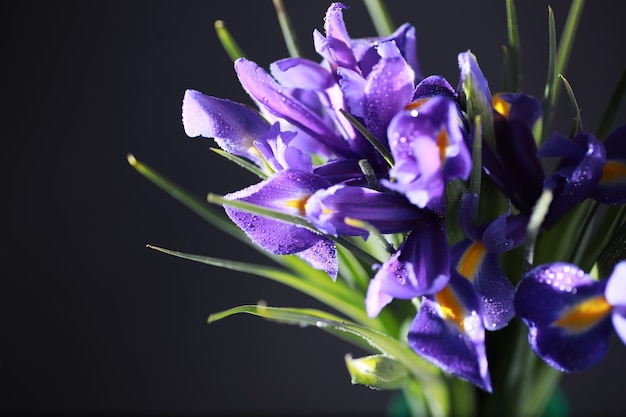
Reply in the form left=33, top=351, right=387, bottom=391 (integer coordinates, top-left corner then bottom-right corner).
left=553, top=295, right=612, bottom=332
left=600, top=160, right=626, bottom=183
left=284, top=195, right=310, bottom=215
left=437, top=128, right=449, bottom=163
left=405, top=98, right=429, bottom=111
left=492, top=94, right=511, bottom=119
left=456, top=242, right=486, bottom=282
left=435, top=285, right=466, bottom=332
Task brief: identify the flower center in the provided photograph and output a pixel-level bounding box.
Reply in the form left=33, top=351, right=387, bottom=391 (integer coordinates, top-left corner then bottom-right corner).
left=553, top=295, right=612, bottom=333
left=492, top=95, right=511, bottom=119
left=435, top=285, right=466, bottom=332
left=456, top=242, right=486, bottom=282
left=600, top=160, right=626, bottom=183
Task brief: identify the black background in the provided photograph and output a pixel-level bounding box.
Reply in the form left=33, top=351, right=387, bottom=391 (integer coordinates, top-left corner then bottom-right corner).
left=3, top=1, right=626, bottom=416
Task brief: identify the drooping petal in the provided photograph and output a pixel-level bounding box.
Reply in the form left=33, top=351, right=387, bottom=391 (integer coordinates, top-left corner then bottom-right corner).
left=515, top=263, right=614, bottom=372
left=489, top=93, right=545, bottom=212
left=352, top=22, right=421, bottom=81
left=269, top=58, right=336, bottom=90
left=362, top=41, right=415, bottom=144
left=452, top=240, right=515, bottom=331
left=593, top=125, right=626, bottom=204
left=365, top=214, right=450, bottom=317
left=408, top=274, right=492, bottom=392
left=181, top=89, right=268, bottom=164
left=413, top=75, right=457, bottom=102
left=313, top=3, right=359, bottom=73
left=305, top=185, right=421, bottom=237
left=234, top=58, right=353, bottom=158
left=224, top=169, right=330, bottom=255
left=539, top=131, right=607, bottom=228
left=296, top=237, right=338, bottom=280
left=606, top=261, right=626, bottom=345
left=253, top=123, right=312, bottom=172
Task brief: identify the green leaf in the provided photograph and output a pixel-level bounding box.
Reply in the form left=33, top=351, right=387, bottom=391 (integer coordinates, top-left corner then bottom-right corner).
left=210, top=147, right=268, bottom=179
left=363, top=0, right=395, bottom=37
left=596, top=68, right=626, bottom=139
left=505, top=0, right=522, bottom=92
left=208, top=304, right=443, bottom=385
left=523, top=189, right=553, bottom=273
left=207, top=192, right=383, bottom=266
left=539, top=0, right=586, bottom=144
left=272, top=0, right=301, bottom=58
left=148, top=245, right=391, bottom=331
left=214, top=20, right=245, bottom=61
left=558, top=74, right=583, bottom=136
left=340, top=109, right=394, bottom=167
left=554, top=0, right=586, bottom=100
left=596, top=216, right=626, bottom=278
left=539, top=6, right=557, bottom=146
left=127, top=154, right=244, bottom=242
left=579, top=205, right=625, bottom=272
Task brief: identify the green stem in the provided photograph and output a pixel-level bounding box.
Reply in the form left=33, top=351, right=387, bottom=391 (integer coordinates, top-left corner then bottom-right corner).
left=363, top=0, right=395, bottom=37
left=272, top=0, right=301, bottom=58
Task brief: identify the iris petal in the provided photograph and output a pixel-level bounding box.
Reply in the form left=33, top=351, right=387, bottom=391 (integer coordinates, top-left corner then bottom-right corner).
left=539, top=131, right=607, bottom=227
left=182, top=89, right=268, bottom=164
left=305, top=185, right=420, bottom=237
left=408, top=274, right=491, bottom=392
left=363, top=41, right=414, bottom=144
left=235, top=58, right=353, bottom=158
left=365, top=214, right=450, bottom=317
left=224, top=170, right=337, bottom=277
left=594, top=125, right=626, bottom=204
left=515, top=263, right=613, bottom=372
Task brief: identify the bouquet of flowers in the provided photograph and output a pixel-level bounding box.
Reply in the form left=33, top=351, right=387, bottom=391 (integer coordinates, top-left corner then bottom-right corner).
left=129, top=0, right=625, bottom=415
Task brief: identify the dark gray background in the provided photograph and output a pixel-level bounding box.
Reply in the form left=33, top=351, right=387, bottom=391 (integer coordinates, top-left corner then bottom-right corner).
left=3, top=1, right=625, bottom=416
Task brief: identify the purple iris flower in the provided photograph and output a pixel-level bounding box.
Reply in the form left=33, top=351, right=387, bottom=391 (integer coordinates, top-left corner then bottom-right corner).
left=182, top=89, right=269, bottom=167
left=223, top=169, right=338, bottom=279
left=452, top=194, right=525, bottom=330
left=486, top=93, right=545, bottom=212
left=539, top=130, right=607, bottom=228
left=314, top=3, right=419, bottom=148
left=305, top=185, right=421, bottom=238
left=592, top=125, right=626, bottom=204
left=314, top=3, right=421, bottom=81
left=253, top=122, right=312, bottom=172
left=408, top=273, right=492, bottom=392
left=365, top=213, right=450, bottom=318
left=515, top=261, right=626, bottom=372
left=234, top=57, right=355, bottom=159
left=381, top=96, right=471, bottom=213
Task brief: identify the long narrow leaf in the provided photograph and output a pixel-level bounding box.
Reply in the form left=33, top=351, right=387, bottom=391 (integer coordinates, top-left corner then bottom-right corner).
left=596, top=68, right=626, bottom=139
left=505, top=0, right=522, bottom=92
left=554, top=0, right=585, bottom=100
left=208, top=304, right=443, bottom=385
left=363, top=0, right=395, bottom=37
left=127, top=154, right=243, bottom=241
left=210, top=148, right=268, bottom=179
left=214, top=20, right=245, bottom=61
left=558, top=74, right=583, bottom=135
left=208, top=192, right=383, bottom=266
left=340, top=109, right=394, bottom=167
left=539, top=6, right=557, bottom=146
left=147, top=245, right=390, bottom=330
left=272, top=0, right=301, bottom=58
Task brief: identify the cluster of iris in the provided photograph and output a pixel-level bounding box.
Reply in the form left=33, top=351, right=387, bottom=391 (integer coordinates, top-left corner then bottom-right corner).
left=182, top=2, right=625, bottom=392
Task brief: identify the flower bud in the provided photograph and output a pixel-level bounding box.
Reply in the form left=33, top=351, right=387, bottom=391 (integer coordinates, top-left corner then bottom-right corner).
left=344, top=354, right=408, bottom=390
